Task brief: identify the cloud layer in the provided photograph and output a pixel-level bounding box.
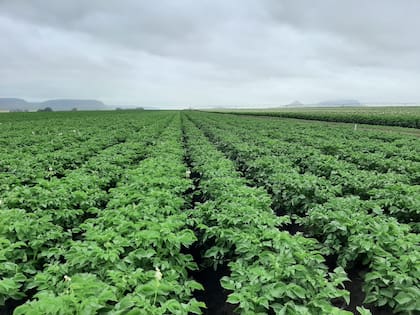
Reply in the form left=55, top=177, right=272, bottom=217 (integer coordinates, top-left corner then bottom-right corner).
left=1, top=0, right=419, bottom=108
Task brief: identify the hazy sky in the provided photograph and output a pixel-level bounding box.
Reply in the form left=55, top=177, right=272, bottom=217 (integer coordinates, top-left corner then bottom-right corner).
left=1, top=0, right=419, bottom=108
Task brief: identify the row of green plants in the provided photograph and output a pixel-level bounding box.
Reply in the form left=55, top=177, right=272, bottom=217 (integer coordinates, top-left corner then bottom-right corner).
left=2, top=109, right=418, bottom=314
left=0, top=114, right=173, bottom=312
left=182, top=116, right=355, bottom=314
left=11, top=114, right=204, bottom=314
left=205, top=113, right=420, bottom=182
left=0, top=112, right=172, bottom=192
left=219, top=110, right=420, bottom=128
left=188, top=112, right=420, bottom=313
left=200, top=113, right=420, bottom=227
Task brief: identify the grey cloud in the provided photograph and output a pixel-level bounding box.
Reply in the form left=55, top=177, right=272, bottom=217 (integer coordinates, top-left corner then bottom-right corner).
left=0, top=0, right=419, bottom=107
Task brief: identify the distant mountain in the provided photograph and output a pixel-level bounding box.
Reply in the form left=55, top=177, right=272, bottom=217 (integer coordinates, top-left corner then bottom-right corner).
left=0, top=98, right=108, bottom=111
left=0, top=98, right=28, bottom=107
left=317, top=99, right=361, bottom=106
left=0, top=99, right=33, bottom=111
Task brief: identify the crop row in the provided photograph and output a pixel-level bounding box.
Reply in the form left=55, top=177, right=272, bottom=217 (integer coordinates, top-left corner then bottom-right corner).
left=205, top=113, right=420, bottom=179
left=0, top=112, right=173, bottom=192
left=10, top=114, right=204, bottom=314
left=182, top=116, right=354, bottom=314
left=0, top=114, right=172, bottom=311
left=199, top=113, right=420, bottom=228
left=2, top=110, right=418, bottom=314
left=220, top=110, right=420, bottom=128
left=0, top=111, right=136, bottom=157
left=187, top=112, right=420, bottom=313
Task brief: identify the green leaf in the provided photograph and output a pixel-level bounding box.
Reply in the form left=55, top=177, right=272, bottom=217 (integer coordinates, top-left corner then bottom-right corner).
left=394, top=292, right=412, bottom=305
left=356, top=306, right=372, bottom=315
left=226, top=293, right=242, bottom=304
left=165, top=299, right=182, bottom=313
left=220, top=276, right=235, bottom=291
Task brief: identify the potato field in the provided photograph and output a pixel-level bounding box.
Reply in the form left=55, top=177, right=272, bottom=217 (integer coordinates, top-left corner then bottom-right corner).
left=0, top=110, right=419, bottom=315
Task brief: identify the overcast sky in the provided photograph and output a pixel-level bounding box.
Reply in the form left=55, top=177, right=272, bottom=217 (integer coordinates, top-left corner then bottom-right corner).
left=1, top=1, right=419, bottom=108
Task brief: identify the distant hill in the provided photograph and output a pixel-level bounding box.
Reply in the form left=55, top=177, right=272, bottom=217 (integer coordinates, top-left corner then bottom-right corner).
left=0, top=98, right=108, bottom=111
left=317, top=99, right=362, bottom=106
left=0, top=98, right=28, bottom=107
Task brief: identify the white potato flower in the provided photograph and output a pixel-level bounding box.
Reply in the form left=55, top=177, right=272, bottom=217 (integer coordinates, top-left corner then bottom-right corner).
left=154, top=267, right=162, bottom=282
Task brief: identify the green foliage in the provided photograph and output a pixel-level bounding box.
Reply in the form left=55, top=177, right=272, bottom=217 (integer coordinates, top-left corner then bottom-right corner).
left=0, top=113, right=204, bottom=314
left=1, top=109, right=419, bottom=314
left=223, top=108, right=420, bottom=128
left=187, top=111, right=420, bottom=313
left=183, top=117, right=350, bottom=314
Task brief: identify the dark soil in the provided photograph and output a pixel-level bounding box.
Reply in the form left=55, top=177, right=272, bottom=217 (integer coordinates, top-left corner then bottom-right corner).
left=0, top=299, right=22, bottom=315
left=283, top=218, right=305, bottom=235
left=0, top=288, right=37, bottom=315
left=344, top=267, right=394, bottom=315
left=329, top=259, right=394, bottom=315
left=190, top=264, right=236, bottom=315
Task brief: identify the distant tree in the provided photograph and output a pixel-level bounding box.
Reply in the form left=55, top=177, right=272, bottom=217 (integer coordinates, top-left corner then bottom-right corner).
left=37, top=107, right=53, bottom=112
left=71, top=107, right=78, bottom=111
left=115, top=107, right=123, bottom=111
left=135, top=107, right=144, bottom=110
